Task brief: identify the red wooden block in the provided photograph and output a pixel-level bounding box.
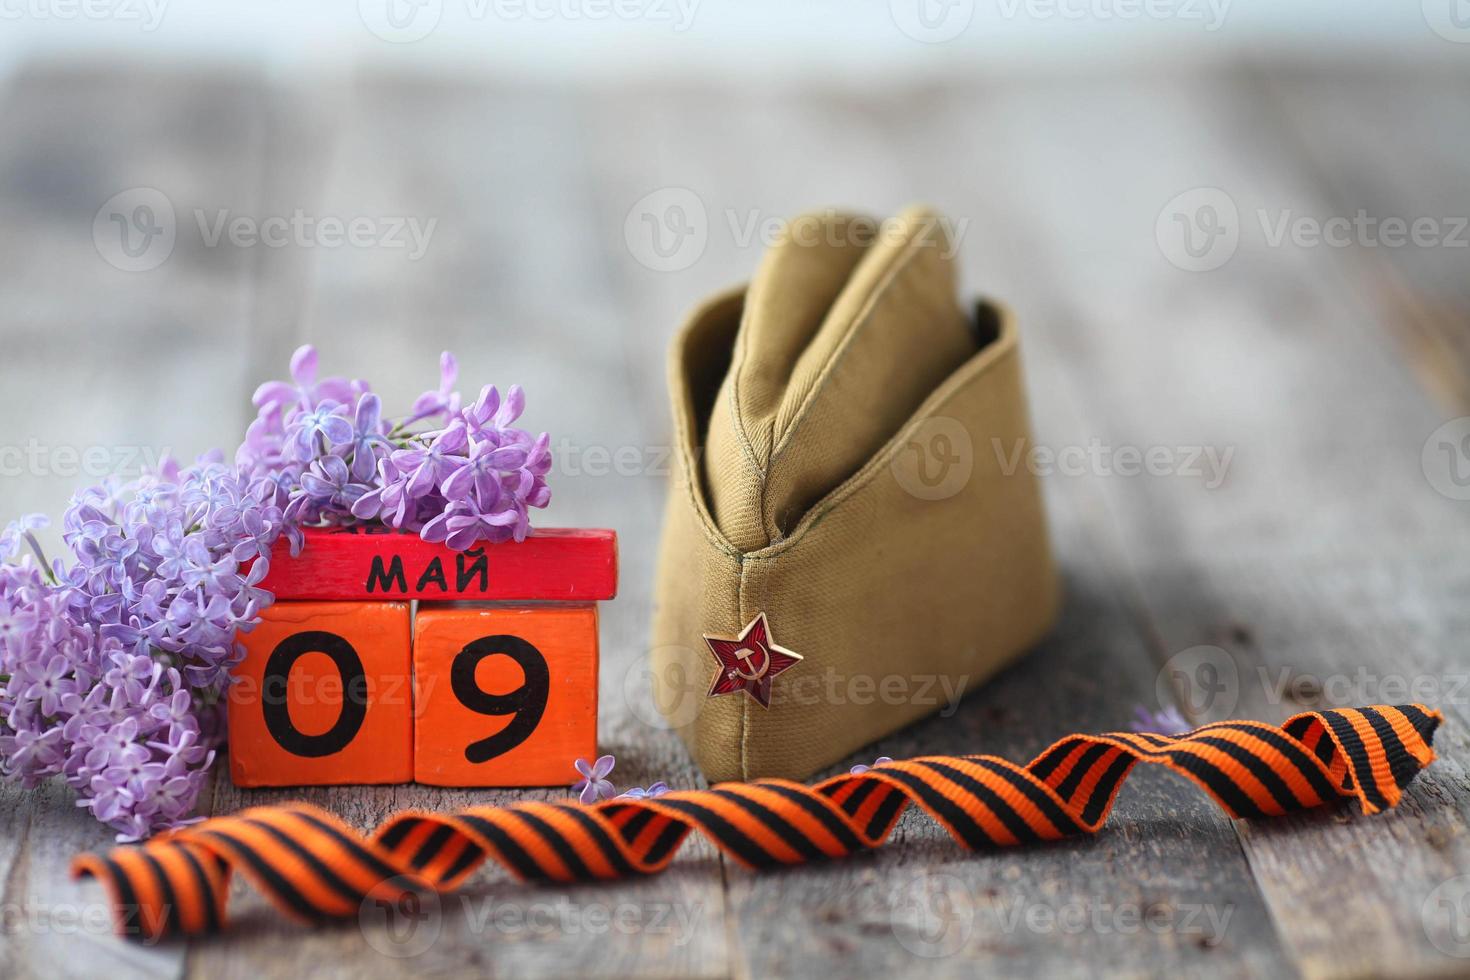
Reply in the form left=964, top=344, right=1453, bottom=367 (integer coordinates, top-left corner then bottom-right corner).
left=228, top=601, right=414, bottom=787
left=257, top=527, right=618, bottom=602
left=412, top=603, right=598, bottom=787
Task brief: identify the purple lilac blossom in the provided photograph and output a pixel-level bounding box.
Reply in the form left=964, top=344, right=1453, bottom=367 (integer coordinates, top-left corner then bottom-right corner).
left=0, top=452, right=284, bottom=840
left=0, top=345, right=551, bottom=840
left=572, top=755, right=617, bottom=804
left=241, top=345, right=551, bottom=551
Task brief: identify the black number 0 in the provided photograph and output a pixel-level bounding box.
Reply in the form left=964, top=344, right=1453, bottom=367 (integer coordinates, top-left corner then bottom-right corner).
left=451, top=635, right=550, bottom=764
left=262, top=631, right=369, bottom=758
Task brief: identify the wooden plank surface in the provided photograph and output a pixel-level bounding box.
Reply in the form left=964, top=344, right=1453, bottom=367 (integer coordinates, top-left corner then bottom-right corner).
left=1258, top=65, right=1470, bottom=415
left=939, top=70, right=1470, bottom=978
left=0, top=60, right=1465, bottom=979
left=0, top=64, right=268, bottom=980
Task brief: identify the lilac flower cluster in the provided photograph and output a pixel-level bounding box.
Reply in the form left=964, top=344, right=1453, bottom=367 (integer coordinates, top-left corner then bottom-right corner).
left=61, top=456, right=283, bottom=693
left=238, top=346, right=552, bottom=552
left=0, top=346, right=552, bottom=841
left=0, top=454, right=286, bottom=840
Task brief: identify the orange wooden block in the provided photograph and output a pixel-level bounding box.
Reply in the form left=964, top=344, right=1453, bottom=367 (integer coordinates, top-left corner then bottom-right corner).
left=228, top=601, right=414, bottom=787
left=413, top=603, right=598, bottom=787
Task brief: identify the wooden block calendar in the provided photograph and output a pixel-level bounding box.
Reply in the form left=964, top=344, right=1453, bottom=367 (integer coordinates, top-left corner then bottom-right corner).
left=228, top=527, right=616, bottom=788
left=412, top=603, right=598, bottom=787
left=228, top=601, right=414, bottom=787
left=256, top=525, right=617, bottom=600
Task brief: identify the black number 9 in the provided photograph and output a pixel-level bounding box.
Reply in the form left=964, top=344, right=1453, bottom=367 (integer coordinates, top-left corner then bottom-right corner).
left=450, top=634, right=550, bottom=764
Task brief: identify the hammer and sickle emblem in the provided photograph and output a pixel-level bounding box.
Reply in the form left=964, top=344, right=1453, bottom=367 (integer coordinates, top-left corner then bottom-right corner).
left=730, top=646, right=769, bottom=681
left=703, top=612, right=803, bottom=708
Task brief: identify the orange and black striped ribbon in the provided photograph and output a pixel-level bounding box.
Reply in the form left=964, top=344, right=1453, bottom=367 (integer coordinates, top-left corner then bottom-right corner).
left=73, top=704, right=1442, bottom=942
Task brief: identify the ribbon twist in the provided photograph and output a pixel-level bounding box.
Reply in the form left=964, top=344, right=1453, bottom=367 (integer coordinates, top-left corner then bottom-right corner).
left=74, top=704, right=1442, bottom=941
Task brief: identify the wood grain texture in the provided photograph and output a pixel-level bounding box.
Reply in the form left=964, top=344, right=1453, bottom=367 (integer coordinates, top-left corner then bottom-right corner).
left=1257, top=64, right=1470, bottom=416
left=0, top=59, right=1465, bottom=980
left=936, top=70, right=1470, bottom=979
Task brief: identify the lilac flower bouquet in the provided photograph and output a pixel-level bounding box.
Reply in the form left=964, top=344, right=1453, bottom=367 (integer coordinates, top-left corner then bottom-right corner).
left=0, top=347, right=551, bottom=839
left=0, top=460, right=283, bottom=841
left=239, top=346, right=552, bottom=554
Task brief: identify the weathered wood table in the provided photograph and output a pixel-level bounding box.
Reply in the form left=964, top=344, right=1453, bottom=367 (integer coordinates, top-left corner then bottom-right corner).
left=0, top=59, right=1466, bottom=979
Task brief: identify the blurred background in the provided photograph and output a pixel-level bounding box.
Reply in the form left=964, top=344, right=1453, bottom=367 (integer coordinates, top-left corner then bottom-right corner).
left=1, top=0, right=1467, bottom=77
left=1, top=5, right=1469, bottom=976
left=1, top=0, right=1466, bottom=540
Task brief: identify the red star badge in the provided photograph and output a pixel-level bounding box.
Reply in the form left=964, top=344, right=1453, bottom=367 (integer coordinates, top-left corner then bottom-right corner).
left=703, top=612, right=803, bottom=709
